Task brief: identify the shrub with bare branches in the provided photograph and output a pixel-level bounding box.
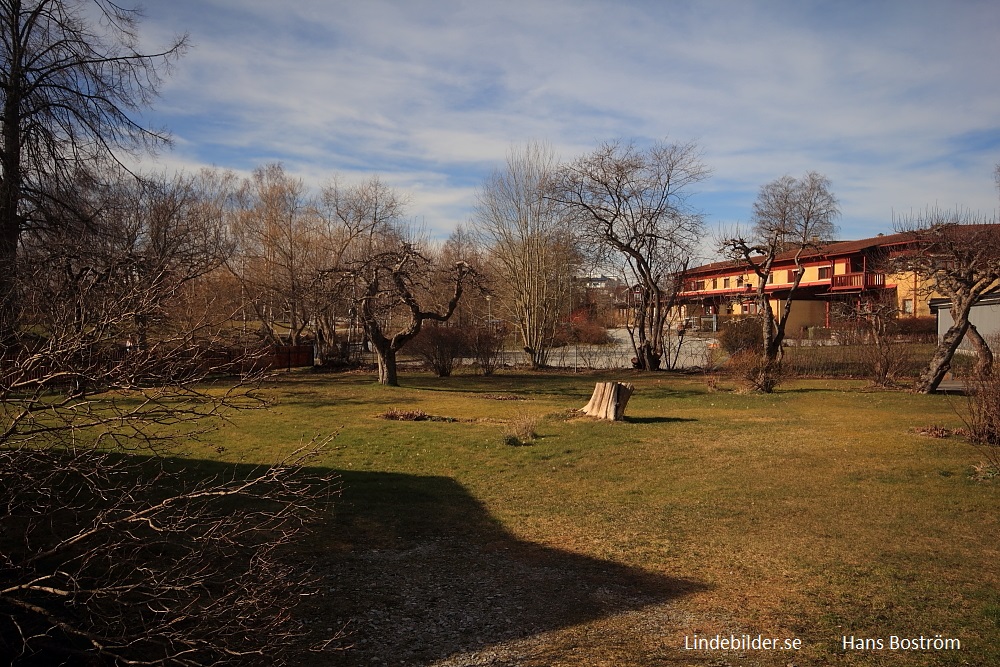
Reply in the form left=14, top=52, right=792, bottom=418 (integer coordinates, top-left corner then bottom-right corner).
left=0, top=445, right=336, bottom=666
left=2, top=171, right=338, bottom=665
left=467, top=322, right=508, bottom=376
left=727, top=349, right=783, bottom=393
left=960, top=352, right=1000, bottom=475
left=407, top=322, right=470, bottom=377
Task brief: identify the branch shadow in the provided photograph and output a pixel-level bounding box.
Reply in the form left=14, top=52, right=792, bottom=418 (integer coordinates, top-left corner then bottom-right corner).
left=313, top=470, right=706, bottom=666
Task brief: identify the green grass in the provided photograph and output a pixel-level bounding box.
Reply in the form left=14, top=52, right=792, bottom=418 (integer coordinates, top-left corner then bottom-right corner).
left=189, top=369, right=999, bottom=666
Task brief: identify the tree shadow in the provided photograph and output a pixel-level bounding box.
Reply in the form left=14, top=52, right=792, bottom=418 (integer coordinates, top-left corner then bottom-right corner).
left=312, top=470, right=706, bottom=666
left=624, top=416, right=698, bottom=424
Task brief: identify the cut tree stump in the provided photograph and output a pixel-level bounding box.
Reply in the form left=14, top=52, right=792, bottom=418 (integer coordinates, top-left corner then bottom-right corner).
left=581, top=381, right=634, bottom=421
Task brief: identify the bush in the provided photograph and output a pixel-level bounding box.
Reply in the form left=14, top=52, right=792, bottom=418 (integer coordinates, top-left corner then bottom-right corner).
left=570, top=319, right=614, bottom=345
left=717, top=318, right=763, bottom=355
left=379, top=408, right=430, bottom=421
left=407, top=323, right=469, bottom=377
left=895, top=316, right=937, bottom=342
left=960, top=368, right=1000, bottom=474
left=467, top=322, right=508, bottom=376
left=727, top=350, right=783, bottom=393
left=502, top=412, right=539, bottom=446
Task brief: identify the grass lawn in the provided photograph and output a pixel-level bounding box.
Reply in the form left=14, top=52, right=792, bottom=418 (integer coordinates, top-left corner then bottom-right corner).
left=189, top=369, right=999, bottom=666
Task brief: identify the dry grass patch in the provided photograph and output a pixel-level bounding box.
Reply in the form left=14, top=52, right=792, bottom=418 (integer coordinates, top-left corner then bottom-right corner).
left=191, top=372, right=1000, bottom=666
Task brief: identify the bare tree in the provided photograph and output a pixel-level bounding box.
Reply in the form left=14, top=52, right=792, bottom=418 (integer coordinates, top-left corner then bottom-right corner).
left=0, top=0, right=187, bottom=342
left=229, top=164, right=320, bottom=346
left=553, top=140, right=709, bottom=371
left=344, top=242, right=472, bottom=386
left=833, top=292, right=911, bottom=387
left=719, top=171, right=839, bottom=391
left=312, top=175, right=407, bottom=364
left=2, top=171, right=336, bottom=664
left=473, top=143, right=577, bottom=368
left=891, top=210, right=1000, bottom=393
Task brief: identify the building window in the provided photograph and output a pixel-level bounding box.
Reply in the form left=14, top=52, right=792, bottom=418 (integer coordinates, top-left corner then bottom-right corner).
left=818, top=266, right=832, bottom=280
left=902, top=299, right=914, bottom=314
left=767, top=273, right=774, bottom=284
left=712, top=278, right=717, bottom=290
left=695, top=280, right=705, bottom=291
left=723, top=277, right=730, bottom=288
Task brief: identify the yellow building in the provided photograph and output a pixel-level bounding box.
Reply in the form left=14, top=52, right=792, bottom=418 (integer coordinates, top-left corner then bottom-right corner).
left=676, top=232, right=933, bottom=332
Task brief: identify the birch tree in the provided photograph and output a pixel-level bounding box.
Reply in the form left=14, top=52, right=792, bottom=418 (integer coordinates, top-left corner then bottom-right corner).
left=720, top=171, right=839, bottom=391
left=473, top=143, right=576, bottom=368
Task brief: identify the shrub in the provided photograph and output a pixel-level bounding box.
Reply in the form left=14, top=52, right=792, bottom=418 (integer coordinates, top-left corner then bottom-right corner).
left=467, top=322, right=508, bottom=376
left=717, top=318, right=763, bottom=355
left=894, top=316, right=937, bottom=342
left=570, top=319, right=614, bottom=345
left=727, top=350, right=783, bottom=393
left=502, top=412, right=539, bottom=446
left=379, top=408, right=429, bottom=421
left=407, top=323, right=469, bottom=377
left=959, top=368, right=1000, bottom=474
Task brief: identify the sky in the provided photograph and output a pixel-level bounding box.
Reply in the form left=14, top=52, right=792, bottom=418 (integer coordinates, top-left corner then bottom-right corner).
left=135, top=0, right=1000, bottom=247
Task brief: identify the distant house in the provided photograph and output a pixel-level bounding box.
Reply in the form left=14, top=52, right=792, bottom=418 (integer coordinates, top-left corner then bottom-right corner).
left=930, top=290, right=1000, bottom=352
left=674, top=232, right=932, bottom=332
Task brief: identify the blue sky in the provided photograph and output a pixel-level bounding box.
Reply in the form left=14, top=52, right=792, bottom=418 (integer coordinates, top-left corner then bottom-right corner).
left=135, top=0, right=1000, bottom=244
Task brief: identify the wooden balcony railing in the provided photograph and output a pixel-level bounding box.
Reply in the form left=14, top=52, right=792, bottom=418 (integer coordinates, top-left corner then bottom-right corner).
left=831, top=272, right=886, bottom=290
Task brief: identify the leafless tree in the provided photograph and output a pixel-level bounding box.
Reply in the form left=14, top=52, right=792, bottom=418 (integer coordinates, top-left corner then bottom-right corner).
left=342, top=242, right=472, bottom=386
left=833, top=292, right=910, bottom=387
left=891, top=210, right=1000, bottom=393
left=473, top=143, right=577, bottom=368
left=0, top=0, right=187, bottom=343
left=311, top=175, right=408, bottom=364
left=719, top=171, right=839, bottom=391
left=553, top=140, right=709, bottom=371
left=228, top=164, right=320, bottom=346
left=2, top=171, right=337, bottom=665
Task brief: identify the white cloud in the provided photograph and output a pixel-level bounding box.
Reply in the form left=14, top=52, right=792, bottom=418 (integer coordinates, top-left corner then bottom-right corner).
left=137, top=0, right=1000, bottom=240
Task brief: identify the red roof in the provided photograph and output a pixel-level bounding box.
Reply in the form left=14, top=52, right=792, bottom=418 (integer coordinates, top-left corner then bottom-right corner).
left=686, top=231, right=919, bottom=277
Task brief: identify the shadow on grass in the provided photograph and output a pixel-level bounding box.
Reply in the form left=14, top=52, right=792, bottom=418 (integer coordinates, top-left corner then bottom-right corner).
left=314, top=470, right=706, bottom=666
left=624, top=416, right=698, bottom=424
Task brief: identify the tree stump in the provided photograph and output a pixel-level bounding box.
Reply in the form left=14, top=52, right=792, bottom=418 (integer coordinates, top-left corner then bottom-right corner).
left=581, top=381, right=634, bottom=421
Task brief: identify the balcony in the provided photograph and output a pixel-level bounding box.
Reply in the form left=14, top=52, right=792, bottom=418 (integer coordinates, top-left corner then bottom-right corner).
left=830, top=272, right=886, bottom=290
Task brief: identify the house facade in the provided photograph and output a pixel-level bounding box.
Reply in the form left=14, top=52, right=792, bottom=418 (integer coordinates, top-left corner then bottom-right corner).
left=675, top=232, right=932, bottom=332
left=930, top=290, right=1000, bottom=352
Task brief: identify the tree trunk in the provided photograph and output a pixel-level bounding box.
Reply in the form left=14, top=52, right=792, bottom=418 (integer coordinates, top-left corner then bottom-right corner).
left=581, top=381, right=634, bottom=421
left=0, top=224, right=17, bottom=345
left=638, top=342, right=661, bottom=371
left=965, top=322, right=994, bottom=376
left=917, top=320, right=969, bottom=394
left=374, top=344, right=399, bottom=386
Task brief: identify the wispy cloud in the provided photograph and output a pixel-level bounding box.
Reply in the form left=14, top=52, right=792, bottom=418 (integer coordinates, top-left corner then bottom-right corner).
left=139, top=0, right=1000, bottom=240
